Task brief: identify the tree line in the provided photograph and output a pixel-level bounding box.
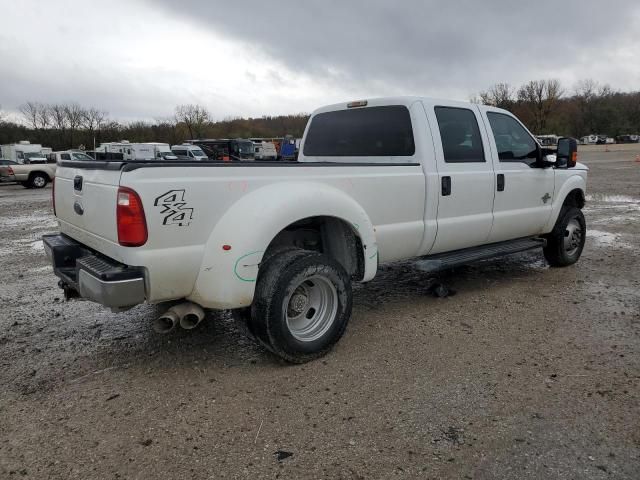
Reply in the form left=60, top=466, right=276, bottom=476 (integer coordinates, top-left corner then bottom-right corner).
left=1, top=79, right=639, bottom=150
left=473, top=79, right=640, bottom=137
left=0, top=103, right=309, bottom=151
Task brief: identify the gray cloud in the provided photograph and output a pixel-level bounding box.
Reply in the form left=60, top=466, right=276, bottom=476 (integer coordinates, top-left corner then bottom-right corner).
left=1, top=0, right=639, bottom=121
left=151, top=0, right=640, bottom=96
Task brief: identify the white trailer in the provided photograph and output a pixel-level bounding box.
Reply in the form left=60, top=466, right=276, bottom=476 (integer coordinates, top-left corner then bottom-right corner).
left=1, top=141, right=48, bottom=164
left=97, top=142, right=176, bottom=161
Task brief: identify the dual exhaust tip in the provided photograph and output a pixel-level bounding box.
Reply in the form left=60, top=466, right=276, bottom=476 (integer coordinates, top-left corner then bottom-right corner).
left=153, top=302, right=205, bottom=334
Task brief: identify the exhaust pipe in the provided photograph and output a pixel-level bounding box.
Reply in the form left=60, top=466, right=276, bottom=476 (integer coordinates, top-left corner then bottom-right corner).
left=153, top=309, right=180, bottom=334
left=176, top=302, right=205, bottom=330
left=153, top=302, right=205, bottom=334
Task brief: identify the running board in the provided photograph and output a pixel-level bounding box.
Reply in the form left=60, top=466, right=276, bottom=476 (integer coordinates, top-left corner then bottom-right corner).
left=416, top=237, right=546, bottom=273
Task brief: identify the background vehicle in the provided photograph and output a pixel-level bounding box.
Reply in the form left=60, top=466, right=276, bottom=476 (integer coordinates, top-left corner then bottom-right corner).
left=171, top=143, right=209, bottom=161
left=279, top=136, right=297, bottom=160
left=190, top=139, right=255, bottom=161
left=145, top=143, right=178, bottom=160
left=0, top=161, right=56, bottom=188
left=45, top=97, right=587, bottom=363
left=253, top=141, right=278, bottom=160
left=97, top=142, right=176, bottom=161
left=47, top=150, right=94, bottom=163
left=1, top=141, right=49, bottom=164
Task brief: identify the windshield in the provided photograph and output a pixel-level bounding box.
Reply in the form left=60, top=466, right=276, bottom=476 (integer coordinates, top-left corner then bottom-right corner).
left=24, top=152, right=45, bottom=159
left=71, top=152, right=93, bottom=161
left=191, top=148, right=206, bottom=157
left=238, top=142, right=254, bottom=154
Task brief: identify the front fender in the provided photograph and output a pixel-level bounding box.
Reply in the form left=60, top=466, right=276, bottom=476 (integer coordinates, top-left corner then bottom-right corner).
left=543, top=174, right=586, bottom=232
left=189, top=181, right=377, bottom=309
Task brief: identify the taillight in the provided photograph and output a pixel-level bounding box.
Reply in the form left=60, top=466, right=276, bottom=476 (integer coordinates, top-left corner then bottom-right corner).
left=117, top=187, right=147, bottom=247
left=7, top=167, right=14, bottom=175
left=52, top=176, right=56, bottom=215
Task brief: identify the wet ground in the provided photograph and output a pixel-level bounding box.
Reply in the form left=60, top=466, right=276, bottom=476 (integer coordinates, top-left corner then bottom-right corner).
left=0, top=145, right=639, bottom=479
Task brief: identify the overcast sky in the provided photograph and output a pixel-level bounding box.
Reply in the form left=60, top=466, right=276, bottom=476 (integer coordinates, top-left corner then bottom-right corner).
left=1, top=0, right=639, bottom=122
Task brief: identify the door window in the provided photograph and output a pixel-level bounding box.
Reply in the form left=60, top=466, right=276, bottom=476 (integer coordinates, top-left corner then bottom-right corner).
left=487, top=112, right=538, bottom=165
left=434, top=107, right=485, bottom=163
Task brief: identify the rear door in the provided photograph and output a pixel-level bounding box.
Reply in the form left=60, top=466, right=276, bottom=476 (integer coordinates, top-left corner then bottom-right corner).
left=424, top=102, right=495, bottom=254
left=481, top=109, right=555, bottom=242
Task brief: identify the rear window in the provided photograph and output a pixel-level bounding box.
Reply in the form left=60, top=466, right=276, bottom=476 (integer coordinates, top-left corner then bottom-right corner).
left=303, top=105, right=415, bottom=157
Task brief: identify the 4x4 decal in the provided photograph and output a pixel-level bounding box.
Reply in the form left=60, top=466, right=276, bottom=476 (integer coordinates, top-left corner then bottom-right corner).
left=154, top=190, right=194, bottom=226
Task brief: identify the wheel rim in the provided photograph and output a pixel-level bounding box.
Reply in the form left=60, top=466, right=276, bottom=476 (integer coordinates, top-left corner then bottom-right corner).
left=284, top=275, right=338, bottom=342
left=33, top=176, right=45, bottom=188
left=563, top=217, right=583, bottom=256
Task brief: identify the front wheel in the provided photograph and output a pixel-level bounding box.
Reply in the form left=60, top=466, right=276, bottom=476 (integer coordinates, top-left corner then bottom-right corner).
left=543, top=206, right=586, bottom=267
left=250, top=249, right=352, bottom=363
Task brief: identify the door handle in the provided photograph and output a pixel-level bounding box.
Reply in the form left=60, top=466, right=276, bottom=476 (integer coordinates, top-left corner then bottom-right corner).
left=497, top=173, right=505, bottom=192
left=441, top=176, right=451, bottom=196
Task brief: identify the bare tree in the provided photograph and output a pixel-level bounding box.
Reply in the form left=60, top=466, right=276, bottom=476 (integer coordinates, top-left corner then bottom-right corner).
left=517, top=79, right=563, bottom=133
left=82, top=107, right=107, bottom=153
left=175, top=104, right=210, bottom=139
left=478, top=83, right=516, bottom=110
left=37, top=104, right=51, bottom=129
left=64, top=103, right=86, bottom=147
left=0, top=104, right=6, bottom=123
left=82, top=107, right=107, bottom=131
left=19, top=102, right=42, bottom=130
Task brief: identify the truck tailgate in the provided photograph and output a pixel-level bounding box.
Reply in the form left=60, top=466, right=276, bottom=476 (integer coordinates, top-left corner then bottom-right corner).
left=55, top=166, right=122, bottom=244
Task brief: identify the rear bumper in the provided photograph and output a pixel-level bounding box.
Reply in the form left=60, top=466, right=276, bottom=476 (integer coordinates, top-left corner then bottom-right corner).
left=43, top=234, right=146, bottom=308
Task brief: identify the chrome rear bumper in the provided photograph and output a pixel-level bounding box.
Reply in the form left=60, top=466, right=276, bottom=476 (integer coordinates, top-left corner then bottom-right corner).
left=43, top=234, right=146, bottom=309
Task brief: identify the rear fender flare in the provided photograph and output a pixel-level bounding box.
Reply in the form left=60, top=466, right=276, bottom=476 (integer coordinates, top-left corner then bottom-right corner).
left=190, top=181, right=377, bottom=308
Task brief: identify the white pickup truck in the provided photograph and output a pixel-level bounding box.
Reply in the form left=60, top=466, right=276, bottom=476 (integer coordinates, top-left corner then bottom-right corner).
left=44, top=97, right=588, bottom=363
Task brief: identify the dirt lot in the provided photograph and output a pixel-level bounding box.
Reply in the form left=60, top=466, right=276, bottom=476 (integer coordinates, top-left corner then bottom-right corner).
left=0, top=145, right=639, bottom=479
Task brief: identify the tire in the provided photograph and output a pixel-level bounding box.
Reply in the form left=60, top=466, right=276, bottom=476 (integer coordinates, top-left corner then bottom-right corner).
left=29, top=173, right=48, bottom=189
left=231, top=247, right=307, bottom=346
left=251, top=249, right=352, bottom=363
left=543, top=206, right=586, bottom=267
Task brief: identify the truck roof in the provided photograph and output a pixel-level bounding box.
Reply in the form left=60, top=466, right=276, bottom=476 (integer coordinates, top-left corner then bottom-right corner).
left=311, top=96, right=509, bottom=116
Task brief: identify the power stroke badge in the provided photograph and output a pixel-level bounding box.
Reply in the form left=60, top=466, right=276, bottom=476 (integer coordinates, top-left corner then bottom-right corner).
left=154, top=190, right=194, bottom=226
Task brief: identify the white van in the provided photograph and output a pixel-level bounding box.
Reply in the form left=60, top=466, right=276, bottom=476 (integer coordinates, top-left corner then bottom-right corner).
left=171, top=144, right=209, bottom=161
left=253, top=141, right=278, bottom=160
left=144, top=143, right=178, bottom=160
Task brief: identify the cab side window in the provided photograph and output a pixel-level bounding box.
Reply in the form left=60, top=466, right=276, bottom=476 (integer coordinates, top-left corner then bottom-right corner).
left=487, top=112, right=538, bottom=165
left=435, top=107, right=485, bottom=163
left=61, top=153, right=71, bottom=160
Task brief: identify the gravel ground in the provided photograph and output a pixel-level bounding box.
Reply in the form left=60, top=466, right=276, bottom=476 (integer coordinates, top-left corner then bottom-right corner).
left=1, top=145, right=639, bottom=479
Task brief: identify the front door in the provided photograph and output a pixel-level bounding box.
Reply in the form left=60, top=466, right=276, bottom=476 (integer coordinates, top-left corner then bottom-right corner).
left=481, top=110, right=555, bottom=242
left=426, top=103, right=496, bottom=254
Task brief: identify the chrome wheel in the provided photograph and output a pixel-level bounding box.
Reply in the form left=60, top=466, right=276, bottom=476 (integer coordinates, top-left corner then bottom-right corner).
left=563, top=217, right=583, bottom=255
left=284, top=275, right=338, bottom=342
left=32, top=175, right=46, bottom=188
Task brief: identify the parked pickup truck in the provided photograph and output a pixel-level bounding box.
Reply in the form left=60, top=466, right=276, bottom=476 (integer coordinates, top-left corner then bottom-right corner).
left=43, top=97, right=588, bottom=363
left=0, top=161, right=56, bottom=188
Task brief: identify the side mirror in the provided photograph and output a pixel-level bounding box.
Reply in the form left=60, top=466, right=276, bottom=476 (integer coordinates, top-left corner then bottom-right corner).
left=557, top=137, right=578, bottom=168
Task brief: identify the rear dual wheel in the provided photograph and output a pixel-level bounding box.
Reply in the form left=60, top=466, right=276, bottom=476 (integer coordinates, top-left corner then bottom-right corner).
left=235, top=249, right=352, bottom=363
